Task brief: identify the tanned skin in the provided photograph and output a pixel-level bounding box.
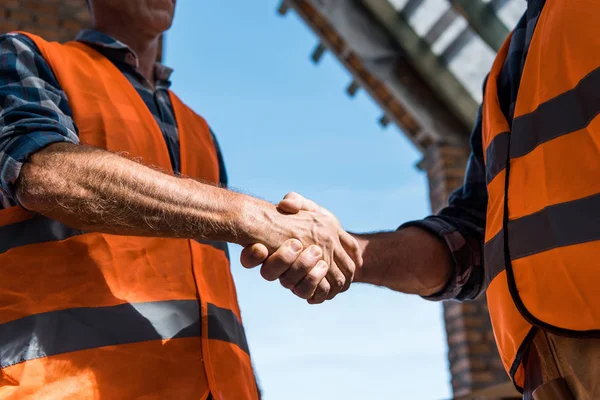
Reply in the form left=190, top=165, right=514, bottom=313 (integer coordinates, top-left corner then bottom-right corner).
left=16, top=0, right=361, bottom=304
left=243, top=193, right=453, bottom=301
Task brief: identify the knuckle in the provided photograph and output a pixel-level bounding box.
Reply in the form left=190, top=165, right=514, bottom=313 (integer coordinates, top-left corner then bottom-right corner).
left=303, top=273, right=321, bottom=286
left=279, top=276, right=296, bottom=289
left=276, top=252, right=297, bottom=267
left=305, top=245, right=322, bottom=260
left=311, top=283, right=328, bottom=299
left=283, top=247, right=300, bottom=261
left=341, top=280, right=352, bottom=293
left=333, top=277, right=345, bottom=291
left=293, top=286, right=312, bottom=299
left=260, top=268, right=277, bottom=282
left=318, top=287, right=330, bottom=300
left=347, top=272, right=355, bottom=286
left=268, top=251, right=285, bottom=264
left=346, top=261, right=356, bottom=275
left=321, top=213, right=333, bottom=223
left=340, top=257, right=356, bottom=273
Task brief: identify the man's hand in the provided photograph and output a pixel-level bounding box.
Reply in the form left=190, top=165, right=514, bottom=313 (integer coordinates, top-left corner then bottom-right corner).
left=18, top=144, right=360, bottom=303
left=241, top=238, right=331, bottom=302
left=241, top=193, right=362, bottom=304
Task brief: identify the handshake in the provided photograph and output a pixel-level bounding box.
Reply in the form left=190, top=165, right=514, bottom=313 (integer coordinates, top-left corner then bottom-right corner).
left=238, top=192, right=363, bottom=305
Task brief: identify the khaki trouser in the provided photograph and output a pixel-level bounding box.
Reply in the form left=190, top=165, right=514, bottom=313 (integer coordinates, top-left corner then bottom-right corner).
left=524, top=330, right=600, bottom=400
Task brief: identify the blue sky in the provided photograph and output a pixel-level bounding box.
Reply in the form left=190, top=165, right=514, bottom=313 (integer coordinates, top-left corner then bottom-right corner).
left=166, top=1, right=450, bottom=398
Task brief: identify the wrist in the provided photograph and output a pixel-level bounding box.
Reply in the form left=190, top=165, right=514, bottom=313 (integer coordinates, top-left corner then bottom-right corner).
left=348, top=228, right=453, bottom=296
left=351, top=233, right=369, bottom=283
left=233, top=194, right=276, bottom=247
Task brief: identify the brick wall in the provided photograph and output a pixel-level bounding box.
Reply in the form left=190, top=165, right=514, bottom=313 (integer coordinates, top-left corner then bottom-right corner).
left=420, top=142, right=509, bottom=397
left=1, top=0, right=90, bottom=42
left=0, top=1, right=164, bottom=60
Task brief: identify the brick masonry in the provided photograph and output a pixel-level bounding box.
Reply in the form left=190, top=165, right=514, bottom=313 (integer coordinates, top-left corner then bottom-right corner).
left=1, top=0, right=90, bottom=42
left=420, top=142, right=509, bottom=397
left=0, top=0, right=164, bottom=64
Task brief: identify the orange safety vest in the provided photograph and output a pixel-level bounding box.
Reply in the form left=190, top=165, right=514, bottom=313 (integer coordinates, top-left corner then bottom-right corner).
left=0, top=33, right=259, bottom=400
left=482, top=0, right=600, bottom=391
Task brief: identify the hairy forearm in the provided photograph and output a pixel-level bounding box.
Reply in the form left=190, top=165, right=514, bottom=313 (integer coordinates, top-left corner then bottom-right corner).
left=353, top=227, right=453, bottom=296
left=16, top=143, right=269, bottom=245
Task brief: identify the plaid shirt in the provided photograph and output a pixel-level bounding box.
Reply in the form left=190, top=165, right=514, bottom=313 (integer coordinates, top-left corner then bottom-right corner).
left=0, top=29, right=226, bottom=209
left=404, top=1, right=546, bottom=301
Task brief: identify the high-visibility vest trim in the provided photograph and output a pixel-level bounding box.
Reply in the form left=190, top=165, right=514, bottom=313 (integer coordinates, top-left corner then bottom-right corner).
left=0, top=212, right=230, bottom=255
left=496, top=53, right=600, bottom=338
left=482, top=0, right=600, bottom=391
left=0, top=32, right=260, bottom=399
left=0, top=300, right=250, bottom=370
left=0, top=215, right=83, bottom=253
left=484, top=192, right=600, bottom=290
left=510, top=66, right=600, bottom=160
left=484, top=131, right=509, bottom=184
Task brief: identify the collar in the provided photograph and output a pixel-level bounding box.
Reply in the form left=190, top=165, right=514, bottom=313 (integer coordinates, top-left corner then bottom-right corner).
left=75, top=29, right=173, bottom=82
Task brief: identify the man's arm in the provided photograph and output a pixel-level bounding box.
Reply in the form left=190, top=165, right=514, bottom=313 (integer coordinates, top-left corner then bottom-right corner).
left=352, top=228, right=452, bottom=297
left=364, top=105, right=488, bottom=301
left=17, top=142, right=332, bottom=249
left=0, top=33, right=357, bottom=300
left=18, top=142, right=259, bottom=242
left=0, top=33, right=80, bottom=208
left=17, top=143, right=356, bottom=302
left=257, top=105, right=489, bottom=302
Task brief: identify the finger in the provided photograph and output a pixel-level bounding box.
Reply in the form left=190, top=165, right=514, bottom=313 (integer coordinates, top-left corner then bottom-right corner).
left=308, top=278, right=331, bottom=305
left=333, top=249, right=356, bottom=295
left=292, top=260, right=328, bottom=299
left=240, top=243, right=269, bottom=269
left=277, top=198, right=302, bottom=214
left=277, top=192, right=304, bottom=214
left=260, top=239, right=303, bottom=281
left=324, top=261, right=347, bottom=300
left=339, top=230, right=363, bottom=267
left=279, top=192, right=325, bottom=214
left=279, top=245, right=322, bottom=290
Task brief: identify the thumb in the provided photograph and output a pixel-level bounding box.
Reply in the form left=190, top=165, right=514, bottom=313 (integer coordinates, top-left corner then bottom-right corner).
left=240, top=243, right=269, bottom=268
left=277, top=192, right=305, bottom=214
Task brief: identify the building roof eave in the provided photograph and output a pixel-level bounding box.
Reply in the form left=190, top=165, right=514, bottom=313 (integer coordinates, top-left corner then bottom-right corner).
left=280, top=0, right=471, bottom=152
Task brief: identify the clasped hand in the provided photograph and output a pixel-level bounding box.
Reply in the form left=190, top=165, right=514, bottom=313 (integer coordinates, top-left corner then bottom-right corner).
left=241, top=193, right=362, bottom=304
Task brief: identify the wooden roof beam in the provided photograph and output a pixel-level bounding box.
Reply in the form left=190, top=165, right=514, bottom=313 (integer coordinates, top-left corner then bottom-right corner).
left=449, top=0, right=510, bottom=52
left=277, top=1, right=289, bottom=16
left=280, top=0, right=427, bottom=149
left=311, top=42, right=327, bottom=63
left=357, top=0, right=478, bottom=129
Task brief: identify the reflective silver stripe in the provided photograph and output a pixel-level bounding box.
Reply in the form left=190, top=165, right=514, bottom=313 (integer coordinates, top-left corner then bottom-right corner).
left=508, top=192, right=600, bottom=260
left=485, top=131, right=509, bottom=184
left=0, top=216, right=229, bottom=258
left=208, top=303, right=250, bottom=354
left=484, top=230, right=505, bottom=288
left=510, top=66, right=600, bottom=159
left=0, top=300, right=249, bottom=369
left=0, top=214, right=83, bottom=254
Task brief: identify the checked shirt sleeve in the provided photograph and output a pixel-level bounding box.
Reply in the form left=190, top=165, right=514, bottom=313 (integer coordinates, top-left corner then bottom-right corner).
left=0, top=33, right=79, bottom=208
left=401, top=106, right=488, bottom=302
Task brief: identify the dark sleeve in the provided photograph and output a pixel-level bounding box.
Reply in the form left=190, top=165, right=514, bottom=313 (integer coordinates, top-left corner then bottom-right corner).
left=401, top=104, right=488, bottom=301
left=210, top=128, right=228, bottom=188
left=0, top=33, right=79, bottom=208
